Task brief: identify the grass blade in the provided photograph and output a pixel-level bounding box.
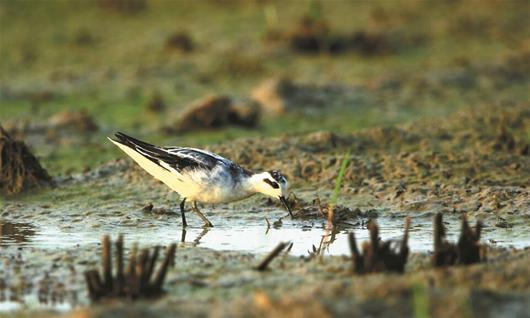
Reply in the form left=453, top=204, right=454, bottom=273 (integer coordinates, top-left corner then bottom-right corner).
left=330, top=150, right=350, bottom=207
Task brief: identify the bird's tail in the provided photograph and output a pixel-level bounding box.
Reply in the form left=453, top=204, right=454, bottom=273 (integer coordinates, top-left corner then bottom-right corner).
left=108, top=131, right=156, bottom=150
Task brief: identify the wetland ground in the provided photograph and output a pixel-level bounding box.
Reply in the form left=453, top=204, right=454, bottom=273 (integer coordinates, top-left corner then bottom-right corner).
left=1, top=1, right=530, bottom=317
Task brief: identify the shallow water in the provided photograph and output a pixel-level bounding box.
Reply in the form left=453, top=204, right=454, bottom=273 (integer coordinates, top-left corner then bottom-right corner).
left=1, top=216, right=529, bottom=257
left=3, top=193, right=530, bottom=314
left=1, top=211, right=530, bottom=313
left=0, top=298, right=73, bottom=313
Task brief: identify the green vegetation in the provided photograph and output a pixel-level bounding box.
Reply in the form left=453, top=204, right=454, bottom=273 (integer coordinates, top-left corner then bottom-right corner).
left=1, top=0, right=528, bottom=174
left=1, top=3, right=529, bottom=317
left=412, top=283, right=430, bottom=318
left=330, top=150, right=350, bottom=207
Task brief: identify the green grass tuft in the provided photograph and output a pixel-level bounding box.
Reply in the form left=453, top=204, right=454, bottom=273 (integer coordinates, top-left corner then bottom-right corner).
left=330, top=150, right=350, bottom=207
left=412, top=283, right=430, bottom=318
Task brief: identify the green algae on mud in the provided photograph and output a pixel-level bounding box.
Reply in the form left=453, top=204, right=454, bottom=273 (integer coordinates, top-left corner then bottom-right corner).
left=1, top=0, right=530, bottom=175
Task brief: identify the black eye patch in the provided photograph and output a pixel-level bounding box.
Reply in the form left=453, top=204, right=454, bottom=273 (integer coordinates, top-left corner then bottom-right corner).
left=263, top=178, right=279, bottom=189
left=269, top=170, right=287, bottom=184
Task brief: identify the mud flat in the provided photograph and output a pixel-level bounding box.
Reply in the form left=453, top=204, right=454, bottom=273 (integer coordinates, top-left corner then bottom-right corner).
left=1, top=2, right=529, bottom=315
left=1, top=225, right=529, bottom=317
left=210, top=101, right=530, bottom=222
left=1, top=101, right=529, bottom=317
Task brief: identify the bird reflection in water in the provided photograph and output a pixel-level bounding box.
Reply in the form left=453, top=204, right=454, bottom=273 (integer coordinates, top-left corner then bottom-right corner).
left=0, top=222, right=36, bottom=246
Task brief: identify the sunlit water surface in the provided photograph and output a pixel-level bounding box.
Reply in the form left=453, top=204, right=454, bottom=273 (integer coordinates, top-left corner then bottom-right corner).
left=1, top=215, right=530, bottom=313
left=2, top=216, right=529, bottom=256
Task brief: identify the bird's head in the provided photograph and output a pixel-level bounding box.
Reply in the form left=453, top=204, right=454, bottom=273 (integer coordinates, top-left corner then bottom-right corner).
left=251, top=170, right=292, bottom=216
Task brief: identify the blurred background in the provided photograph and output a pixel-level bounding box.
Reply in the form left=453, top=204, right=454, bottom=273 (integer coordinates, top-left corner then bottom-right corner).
left=1, top=0, right=528, bottom=174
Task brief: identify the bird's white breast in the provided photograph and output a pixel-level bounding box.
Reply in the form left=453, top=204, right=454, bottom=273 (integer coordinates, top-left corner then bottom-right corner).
left=180, top=165, right=254, bottom=203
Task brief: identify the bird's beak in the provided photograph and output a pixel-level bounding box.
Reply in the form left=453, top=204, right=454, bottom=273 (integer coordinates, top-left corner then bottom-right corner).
left=279, top=196, right=293, bottom=218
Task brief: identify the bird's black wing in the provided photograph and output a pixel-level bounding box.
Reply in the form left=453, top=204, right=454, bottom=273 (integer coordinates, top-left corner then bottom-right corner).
left=164, top=147, right=232, bottom=166
left=111, top=132, right=218, bottom=172
left=165, top=147, right=253, bottom=178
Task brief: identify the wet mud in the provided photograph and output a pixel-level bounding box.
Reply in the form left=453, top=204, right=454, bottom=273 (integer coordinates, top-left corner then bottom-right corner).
left=167, top=95, right=261, bottom=133
left=1, top=1, right=529, bottom=317
left=1, top=234, right=528, bottom=317
left=268, top=15, right=425, bottom=56
left=209, top=102, right=530, bottom=224
left=1, top=101, right=530, bottom=317
left=0, top=127, right=53, bottom=195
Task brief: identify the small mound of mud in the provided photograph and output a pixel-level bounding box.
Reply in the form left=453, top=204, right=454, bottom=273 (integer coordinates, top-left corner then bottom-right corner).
left=146, top=92, right=166, bottom=113
left=251, top=78, right=345, bottom=116
left=269, top=16, right=425, bottom=56
left=142, top=203, right=174, bottom=215
left=284, top=17, right=348, bottom=54
left=281, top=195, right=362, bottom=225
left=165, top=31, right=194, bottom=53
left=72, top=28, right=97, bottom=47
left=48, top=110, right=98, bottom=133
left=167, top=95, right=260, bottom=133
left=294, top=202, right=362, bottom=225
left=0, top=126, right=52, bottom=195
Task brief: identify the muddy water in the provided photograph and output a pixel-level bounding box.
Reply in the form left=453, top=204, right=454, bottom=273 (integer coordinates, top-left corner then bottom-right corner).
left=2, top=163, right=530, bottom=314
left=2, top=215, right=529, bottom=256
left=2, top=212, right=529, bottom=313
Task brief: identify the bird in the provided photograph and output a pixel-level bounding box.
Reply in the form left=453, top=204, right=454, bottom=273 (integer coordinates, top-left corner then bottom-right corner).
left=108, top=132, right=292, bottom=227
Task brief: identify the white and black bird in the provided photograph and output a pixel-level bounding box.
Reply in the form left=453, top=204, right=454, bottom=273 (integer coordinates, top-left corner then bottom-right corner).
left=108, top=132, right=292, bottom=227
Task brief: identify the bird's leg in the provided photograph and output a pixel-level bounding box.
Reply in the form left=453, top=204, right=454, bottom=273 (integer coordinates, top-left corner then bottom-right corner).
left=192, top=201, right=214, bottom=227
left=180, top=198, right=188, bottom=228
left=180, top=228, right=187, bottom=242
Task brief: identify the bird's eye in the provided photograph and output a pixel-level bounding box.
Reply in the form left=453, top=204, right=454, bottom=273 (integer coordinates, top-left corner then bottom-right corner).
left=263, top=178, right=279, bottom=189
